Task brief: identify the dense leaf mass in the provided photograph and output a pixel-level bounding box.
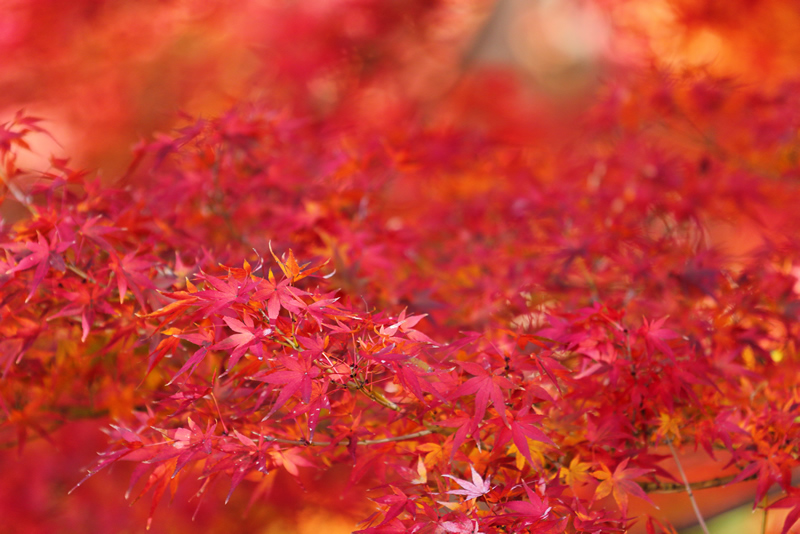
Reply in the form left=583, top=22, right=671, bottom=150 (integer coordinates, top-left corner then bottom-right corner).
left=3, top=1, right=800, bottom=533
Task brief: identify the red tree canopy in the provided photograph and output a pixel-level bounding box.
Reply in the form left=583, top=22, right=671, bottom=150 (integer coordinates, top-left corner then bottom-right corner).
left=2, top=1, right=800, bottom=533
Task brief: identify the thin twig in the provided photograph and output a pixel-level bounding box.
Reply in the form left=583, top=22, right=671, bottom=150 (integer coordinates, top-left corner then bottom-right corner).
left=359, top=429, right=433, bottom=445
left=66, top=262, right=96, bottom=283
left=667, top=438, right=710, bottom=534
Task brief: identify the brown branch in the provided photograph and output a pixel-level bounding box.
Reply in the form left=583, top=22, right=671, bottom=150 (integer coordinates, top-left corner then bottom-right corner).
left=641, top=471, right=757, bottom=494
left=359, top=429, right=433, bottom=445
left=255, top=429, right=433, bottom=447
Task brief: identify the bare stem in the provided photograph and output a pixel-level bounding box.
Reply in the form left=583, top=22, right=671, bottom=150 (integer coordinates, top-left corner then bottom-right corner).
left=667, top=438, right=710, bottom=534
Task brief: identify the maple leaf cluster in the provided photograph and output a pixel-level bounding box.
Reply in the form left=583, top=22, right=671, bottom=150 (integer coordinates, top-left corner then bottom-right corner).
left=3, top=1, right=800, bottom=533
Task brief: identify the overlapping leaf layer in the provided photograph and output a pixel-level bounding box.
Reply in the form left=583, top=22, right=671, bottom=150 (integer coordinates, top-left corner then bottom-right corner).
left=3, top=1, right=800, bottom=533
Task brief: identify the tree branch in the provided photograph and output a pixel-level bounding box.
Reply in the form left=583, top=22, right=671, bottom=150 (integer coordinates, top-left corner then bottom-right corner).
left=641, top=471, right=757, bottom=494
left=255, top=428, right=433, bottom=447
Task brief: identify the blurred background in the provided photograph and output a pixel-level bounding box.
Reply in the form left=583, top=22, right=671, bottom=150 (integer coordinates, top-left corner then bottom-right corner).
left=4, top=0, right=800, bottom=176
left=2, top=0, right=800, bottom=532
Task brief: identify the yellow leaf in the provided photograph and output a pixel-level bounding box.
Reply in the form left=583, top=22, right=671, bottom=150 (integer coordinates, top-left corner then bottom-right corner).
left=411, top=456, right=427, bottom=485
left=559, top=456, right=592, bottom=488
left=418, top=441, right=450, bottom=469
left=509, top=438, right=547, bottom=469
left=592, top=463, right=612, bottom=481
left=437, top=501, right=461, bottom=512
left=655, top=413, right=682, bottom=443
left=508, top=443, right=527, bottom=471
left=269, top=241, right=300, bottom=281
left=285, top=249, right=300, bottom=279
left=141, top=296, right=197, bottom=318
left=742, top=345, right=756, bottom=369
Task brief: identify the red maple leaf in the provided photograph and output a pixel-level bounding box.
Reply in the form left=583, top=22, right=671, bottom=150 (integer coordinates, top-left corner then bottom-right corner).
left=769, top=489, right=800, bottom=534
left=108, top=249, right=155, bottom=309
left=254, top=269, right=306, bottom=320
left=250, top=354, right=321, bottom=418
left=508, top=407, right=556, bottom=467
left=166, top=327, right=216, bottom=385
left=436, top=410, right=476, bottom=461
left=193, top=271, right=257, bottom=317
left=505, top=480, right=552, bottom=521
left=370, top=485, right=418, bottom=528
left=449, top=361, right=515, bottom=429
left=639, top=315, right=677, bottom=360
left=48, top=283, right=116, bottom=342
left=211, top=313, right=272, bottom=369
left=4, top=231, right=72, bottom=302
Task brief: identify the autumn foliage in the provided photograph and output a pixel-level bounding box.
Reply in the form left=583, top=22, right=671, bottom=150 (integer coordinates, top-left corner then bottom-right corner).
left=3, top=1, right=800, bottom=533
